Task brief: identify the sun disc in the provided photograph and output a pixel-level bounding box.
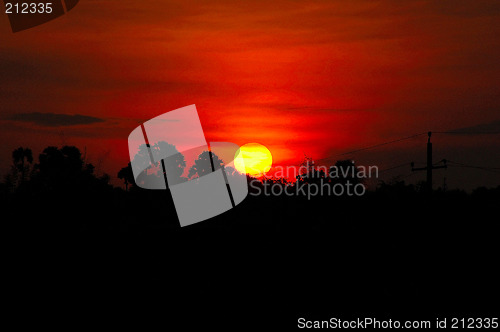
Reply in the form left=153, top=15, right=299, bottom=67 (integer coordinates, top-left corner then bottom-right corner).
left=234, top=143, right=273, bottom=177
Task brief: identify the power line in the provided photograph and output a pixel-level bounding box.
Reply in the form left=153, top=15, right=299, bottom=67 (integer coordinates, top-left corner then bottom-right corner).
left=433, top=159, right=447, bottom=166
left=448, top=165, right=500, bottom=174
left=313, top=130, right=499, bottom=169
left=378, top=163, right=411, bottom=174
left=448, top=160, right=500, bottom=169
left=316, top=132, right=427, bottom=162
left=434, top=131, right=500, bottom=135
left=338, top=133, right=427, bottom=156
left=447, top=160, right=500, bottom=174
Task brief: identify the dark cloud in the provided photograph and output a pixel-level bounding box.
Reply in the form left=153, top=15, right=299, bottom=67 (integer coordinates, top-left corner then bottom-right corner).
left=6, top=112, right=105, bottom=127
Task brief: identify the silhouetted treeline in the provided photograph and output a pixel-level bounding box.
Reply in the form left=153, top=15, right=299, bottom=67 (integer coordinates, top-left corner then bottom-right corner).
left=2, top=146, right=111, bottom=196
left=3, top=145, right=499, bottom=200
left=2, top=145, right=499, bottom=327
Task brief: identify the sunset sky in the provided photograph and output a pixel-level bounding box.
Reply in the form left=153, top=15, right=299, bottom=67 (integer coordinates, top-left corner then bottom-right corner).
left=1, top=0, right=499, bottom=190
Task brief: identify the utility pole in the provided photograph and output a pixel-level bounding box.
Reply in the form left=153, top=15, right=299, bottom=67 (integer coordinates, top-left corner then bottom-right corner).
left=411, top=132, right=447, bottom=194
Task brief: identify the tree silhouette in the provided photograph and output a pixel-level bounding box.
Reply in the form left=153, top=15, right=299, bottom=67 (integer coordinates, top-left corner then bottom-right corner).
left=329, top=160, right=363, bottom=185
left=130, top=141, right=186, bottom=187
left=296, top=156, right=328, bottom=185
left=153, top=141, right=186, bottom=183
left=32, top=145, right=110, bottom=192
left=12, top=147, right=33, bottom=185
left=188, top=151, right=224, bottom=179
left=131, top=144, right=153, bottom=174
left=118, top=162, right=134, bottom=191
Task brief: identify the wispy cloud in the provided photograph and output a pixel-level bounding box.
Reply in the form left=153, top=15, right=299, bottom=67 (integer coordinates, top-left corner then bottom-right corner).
left=6, top=112, right=105, bottom=127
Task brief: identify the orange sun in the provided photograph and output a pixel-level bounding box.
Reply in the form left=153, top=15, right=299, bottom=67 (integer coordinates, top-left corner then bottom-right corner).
left=234, top=143, right=273, bottom=177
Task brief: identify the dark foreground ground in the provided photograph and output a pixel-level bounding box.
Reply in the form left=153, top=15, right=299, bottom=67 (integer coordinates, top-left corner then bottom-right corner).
left=4, top=186, right=499, bottom=329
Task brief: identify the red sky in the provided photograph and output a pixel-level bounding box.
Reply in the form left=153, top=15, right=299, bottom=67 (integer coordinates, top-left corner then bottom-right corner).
left=1, top=0, right=499, bottom=189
